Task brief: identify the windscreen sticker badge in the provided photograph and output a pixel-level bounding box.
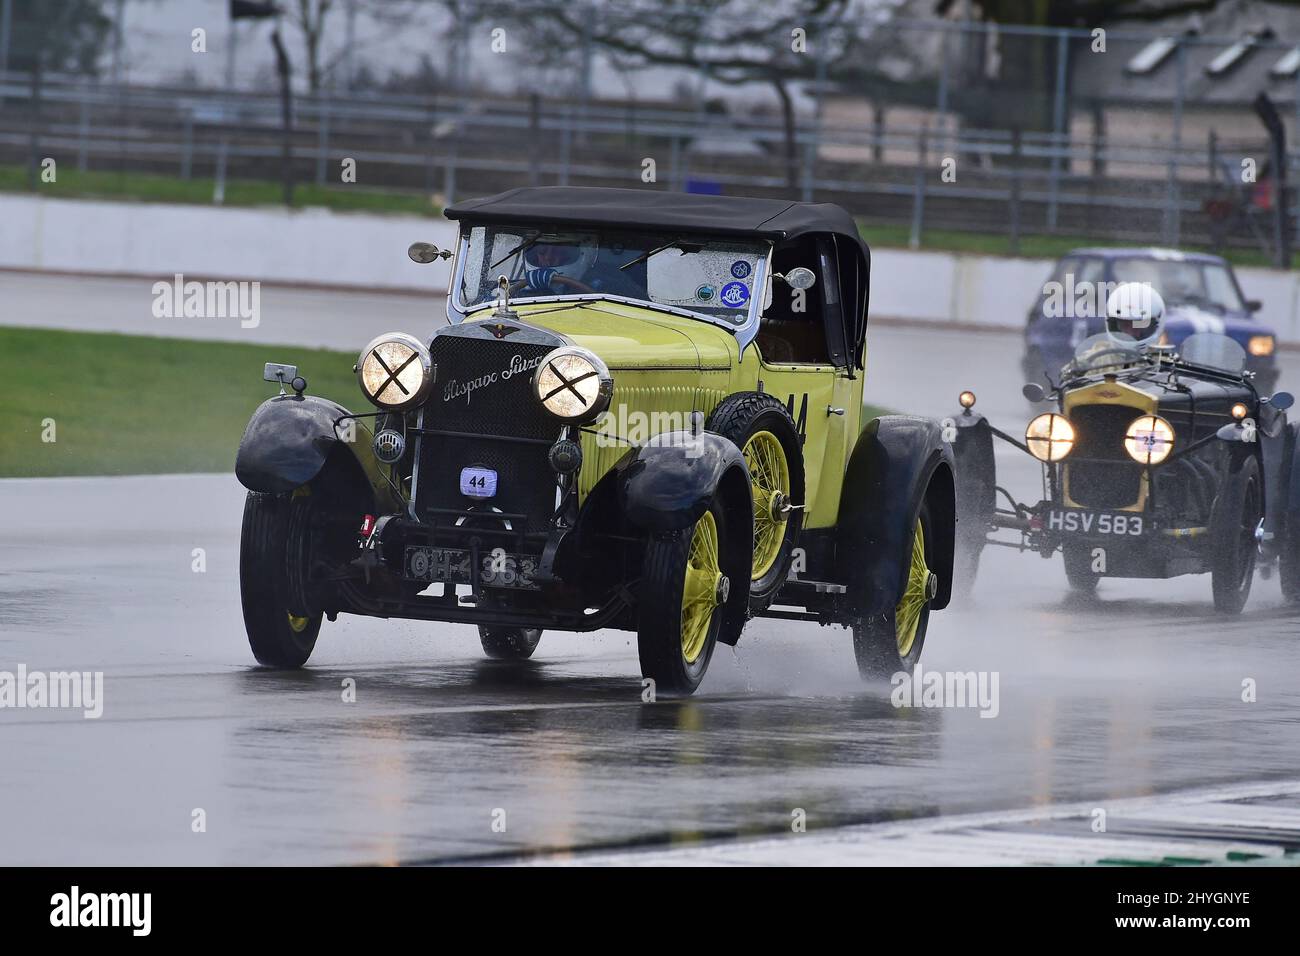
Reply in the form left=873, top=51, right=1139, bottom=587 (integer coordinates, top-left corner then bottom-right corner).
left=730, top=260, right=752, bottom=279
left=720, top=281, right=750, bottom=308
left=696, top=284, right=715, bottom=301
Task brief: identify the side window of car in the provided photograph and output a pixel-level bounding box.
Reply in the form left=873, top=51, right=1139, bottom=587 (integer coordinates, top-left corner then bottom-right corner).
left=1038, top=256, right=1080, bottom=326
left=758, top=236, right=830, bottom=365
left=1073, top=257, right=1106, bottom=339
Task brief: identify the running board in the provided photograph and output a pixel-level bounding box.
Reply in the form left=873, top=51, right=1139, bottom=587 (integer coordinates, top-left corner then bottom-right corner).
left=757, top=608, right=822, bottom=622
left=782, top=578, right=847, bottom=594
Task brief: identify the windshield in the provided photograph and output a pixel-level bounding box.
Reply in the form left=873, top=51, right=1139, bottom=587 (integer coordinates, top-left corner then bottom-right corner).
left=1180, top=332, right=1248, bottom=373
left=454, top=224, right=769, bottom=327
left=1068, top=332, right=1144, bottom=374
left=1112, top=257, right=1246, bottom=313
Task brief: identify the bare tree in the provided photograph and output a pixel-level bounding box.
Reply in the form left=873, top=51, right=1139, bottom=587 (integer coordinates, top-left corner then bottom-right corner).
left=285, top=0, right=335, bottom=92
left=426, top=0, right=887, bottom=189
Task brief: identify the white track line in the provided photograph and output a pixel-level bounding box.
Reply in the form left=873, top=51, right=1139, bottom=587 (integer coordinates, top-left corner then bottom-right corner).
left=521, top=779, right=1300, bottom=866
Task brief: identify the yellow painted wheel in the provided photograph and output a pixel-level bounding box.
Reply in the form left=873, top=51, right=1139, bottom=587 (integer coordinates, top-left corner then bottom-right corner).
left=895, top=517, right=930, bottom=657
left=743, top=430, right=790, bottom=581
left=681, top=510, right=722, bottom=664
left=286, top=612, right=311, bottom=634
left=851, top=503, right=937, bottom=680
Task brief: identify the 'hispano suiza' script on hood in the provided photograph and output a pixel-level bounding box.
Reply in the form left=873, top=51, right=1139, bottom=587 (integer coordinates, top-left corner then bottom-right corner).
left=442, top=352, right=547, bottom=406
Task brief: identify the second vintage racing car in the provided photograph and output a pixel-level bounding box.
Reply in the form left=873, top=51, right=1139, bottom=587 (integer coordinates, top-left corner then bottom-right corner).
left=953, top=282, right=1300, bottom=613
left=234, top=187, right=957, bottom=693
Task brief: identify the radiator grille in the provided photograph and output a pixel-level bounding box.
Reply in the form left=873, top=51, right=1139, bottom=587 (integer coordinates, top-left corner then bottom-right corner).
left=414, top=332, right=561, bottom=533
left=1065, top=404, right=1144, bottom=509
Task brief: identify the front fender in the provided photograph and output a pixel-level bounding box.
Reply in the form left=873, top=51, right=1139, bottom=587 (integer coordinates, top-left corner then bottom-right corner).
left=616, top=430, right=748, bottom=533
left=615, top=430, right=753, bottom=645
left=838, top=415, right=956, bottom=615
left=950, top=410, right=996, bottom=533
left=235, top=395, right=390, bottom=506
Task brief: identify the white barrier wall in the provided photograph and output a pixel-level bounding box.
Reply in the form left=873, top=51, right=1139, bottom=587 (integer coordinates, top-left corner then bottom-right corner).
left=5, top=193, right=1300, bottom=343
left=0, top=194, right=458, bottom=292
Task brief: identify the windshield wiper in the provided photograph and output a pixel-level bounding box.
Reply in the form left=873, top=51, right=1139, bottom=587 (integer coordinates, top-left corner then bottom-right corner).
left=490, top=231, right=542, bottom=270
left=620, top=237, right=703, bottom=271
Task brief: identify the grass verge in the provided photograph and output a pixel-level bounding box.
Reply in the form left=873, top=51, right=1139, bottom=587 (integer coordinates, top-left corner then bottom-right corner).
left=0, top=164, right=441, bottom=216
left=0, top=327, right=899, bottom=479
left=0, top=327, right=363, bottom=478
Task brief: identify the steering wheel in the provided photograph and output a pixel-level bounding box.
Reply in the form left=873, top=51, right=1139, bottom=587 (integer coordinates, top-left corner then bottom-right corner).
left=1078, top=346, right=1137, bottom=367
left=509, top=274, right=597, bottom=296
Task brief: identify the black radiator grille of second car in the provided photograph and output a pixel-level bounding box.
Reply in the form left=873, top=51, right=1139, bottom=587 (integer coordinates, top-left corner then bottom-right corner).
left=414, top=334, right=560, bottom=534
left=1066, top=404, right=1144, bottom=509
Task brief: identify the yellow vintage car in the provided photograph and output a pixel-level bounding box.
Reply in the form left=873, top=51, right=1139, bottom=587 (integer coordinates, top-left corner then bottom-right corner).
left=234, top=187, right=956, bottom=694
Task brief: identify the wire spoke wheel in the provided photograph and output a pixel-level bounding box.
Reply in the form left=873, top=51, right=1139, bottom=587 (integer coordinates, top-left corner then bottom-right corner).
left=895, top=517, right=929, bottom=657
left=681, top=511, right=722, bottom=664
left=852, top=501, right=937, bottom=680
left=638, top=500, right=730, bottom=696
left=743, top=430, right=790, bottom=581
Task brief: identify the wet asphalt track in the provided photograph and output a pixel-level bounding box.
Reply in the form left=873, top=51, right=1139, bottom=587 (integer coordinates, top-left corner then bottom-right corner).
left=2, top=275, right=1300, bottom=865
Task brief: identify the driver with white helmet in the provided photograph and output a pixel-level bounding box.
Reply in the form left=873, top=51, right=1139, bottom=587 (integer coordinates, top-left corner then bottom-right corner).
left=520, top=239, right=598, bottom=294
left=1105, top=281, right=1165, bottom=345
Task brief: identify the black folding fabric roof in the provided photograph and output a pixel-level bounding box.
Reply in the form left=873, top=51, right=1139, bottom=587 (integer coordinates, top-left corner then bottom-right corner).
left=445, top=186, right=868, bottom=256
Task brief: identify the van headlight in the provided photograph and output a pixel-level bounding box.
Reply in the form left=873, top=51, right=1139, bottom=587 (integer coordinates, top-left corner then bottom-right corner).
left=1025, top=413, right=1075, bottom=462
left=533, top=346, right=613, bottom=424
left=1124, top=414, right=1175, bottom=465
left=356, top=333, right=433, bottom=410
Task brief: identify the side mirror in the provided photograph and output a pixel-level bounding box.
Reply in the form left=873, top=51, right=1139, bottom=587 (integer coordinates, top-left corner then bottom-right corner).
left=263, top=362, right=297, bottom=384
left=1022, top=382, right=1046, bottom=403
left=1269, top=391, right=1295, bottom=410
left=775, top=267, right=816, bottom=290
left=1246, top=299, right=1263, bottom=313
left=408, top=241, right=451, bottom=264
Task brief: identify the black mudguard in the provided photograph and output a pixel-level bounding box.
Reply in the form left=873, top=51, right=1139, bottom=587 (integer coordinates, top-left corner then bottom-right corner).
left=617, top=430, right=748, bottom=534
left=950, top=410, right=997, bottom=536
left=1274, top=419, right=1300, bottom=549
left=837, top=415, right=956, bottom=614
left=615, top=430, right=753, bottom=645
left=235, top=394, right=393, bottom=508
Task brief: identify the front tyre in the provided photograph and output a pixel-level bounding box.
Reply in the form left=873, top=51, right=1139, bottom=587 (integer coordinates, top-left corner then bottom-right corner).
left=1210, top=455, right=1261, bottom=615
left=240, top=491, right=321, bottom=668
left=852, top=501, right=937, bottom=679
left=1062, top=542, right=1100, bottom=594
left=637, top=502, right=729, bottom=696
left=478, top=626, right=542, bottom=660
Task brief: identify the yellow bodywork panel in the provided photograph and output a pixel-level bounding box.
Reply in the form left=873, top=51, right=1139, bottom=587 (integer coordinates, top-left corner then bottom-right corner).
left=1061, top=379, right=1157, bottom=512
left=481, top=301, right=866, bottom=530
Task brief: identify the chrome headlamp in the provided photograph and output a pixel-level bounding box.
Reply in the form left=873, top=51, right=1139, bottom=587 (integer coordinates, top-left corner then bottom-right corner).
left=356, top=333, right=432, bottom=411
left=1025, top=413, right=1075, bottom=462
left=1124, top=414, right=1175, bottom=465
left=533, top=346, right=613, bottom=425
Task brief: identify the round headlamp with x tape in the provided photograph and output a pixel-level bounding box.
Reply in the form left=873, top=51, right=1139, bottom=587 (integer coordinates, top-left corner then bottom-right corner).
left=533, top=346, right=614, bottom=425
left=356, top=333, right=433, bottom=411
